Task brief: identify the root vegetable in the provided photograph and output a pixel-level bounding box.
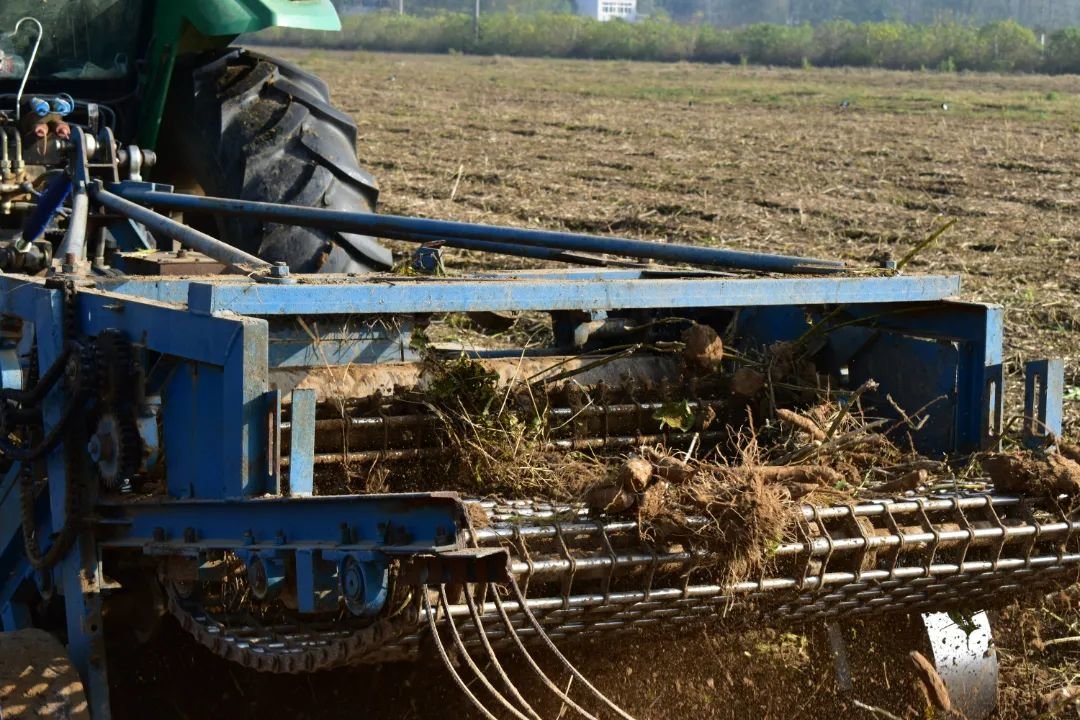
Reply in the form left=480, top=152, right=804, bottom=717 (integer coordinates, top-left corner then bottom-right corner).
left=775, top=409, right=826, bottom=441
left=746, top=465, right=844, bottom=486
left=783, top=482, right=818, bottom=500
left=643, top=450, right=697, bottom=484
left=877, top=468, right=927, bottom=494
left=909, top=650, right=953, bottom=713
left=587, top=484, right=637, bottom=514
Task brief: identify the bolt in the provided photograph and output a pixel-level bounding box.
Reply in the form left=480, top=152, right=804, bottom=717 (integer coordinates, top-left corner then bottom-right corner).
left=242, top=529, right=254, bottom=546
left=152, top=526, right=165, bottom=542
left=88, top=424, right=116, bottom=463
left=342, top=564, right=362, bottom=598
left=86, top=435, right=101, bottom=463
left=270, top=262, right=290, bottom=279
left=176, top=248, right=188, bottom=258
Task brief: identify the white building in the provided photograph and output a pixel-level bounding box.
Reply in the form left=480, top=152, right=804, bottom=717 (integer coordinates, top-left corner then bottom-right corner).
left=577, top=0, right=637, bottom=22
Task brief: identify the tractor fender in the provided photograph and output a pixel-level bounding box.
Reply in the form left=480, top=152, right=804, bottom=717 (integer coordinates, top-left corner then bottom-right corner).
left=180, top=0, right=342, bottom=37
left=139, top=0, right=340, bottom=148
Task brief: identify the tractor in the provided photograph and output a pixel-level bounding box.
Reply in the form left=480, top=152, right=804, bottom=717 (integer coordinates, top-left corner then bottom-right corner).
left=0, top=2, right=1075, bottom=719
left=0, top=0, right=388, bottom=274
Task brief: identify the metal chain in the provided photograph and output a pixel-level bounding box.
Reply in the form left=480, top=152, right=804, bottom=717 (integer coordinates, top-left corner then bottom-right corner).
left=18, top=281, right=89, bottom=570
left=163, top=577, right=422, bottom=674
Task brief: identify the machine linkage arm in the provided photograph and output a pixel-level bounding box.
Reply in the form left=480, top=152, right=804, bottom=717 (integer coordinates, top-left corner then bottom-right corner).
left=108, top=183, right=847, bottom=274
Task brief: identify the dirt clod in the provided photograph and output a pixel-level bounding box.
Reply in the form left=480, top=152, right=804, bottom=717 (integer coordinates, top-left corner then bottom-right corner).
left=638, top=480, right=670, bottom=518
left=1037, top=684, right=1080, bottom=715
left=682, top=323, right=724, bottom=372
left=731, top=367, right=766, bottom=397
left=639, top=464, right=790, bottom=584
left=982, top=451, right=1080, bottom=496
left=618, top=456, right=654, bottom=492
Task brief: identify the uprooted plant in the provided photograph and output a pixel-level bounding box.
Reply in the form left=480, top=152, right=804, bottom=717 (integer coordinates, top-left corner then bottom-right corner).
left=372, top=325, right=1080, bottom=587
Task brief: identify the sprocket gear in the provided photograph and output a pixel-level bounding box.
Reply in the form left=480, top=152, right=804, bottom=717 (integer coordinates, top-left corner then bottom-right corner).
left=88, top=330, right=144, bottom=490
left=88, top=412, right=142, bottom=489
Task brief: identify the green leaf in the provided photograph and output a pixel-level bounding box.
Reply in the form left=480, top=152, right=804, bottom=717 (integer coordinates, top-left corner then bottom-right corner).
left=653, top=400, right=695, bottom=432
left=947, top=609, right=979, bottom=637
left=1064, top=386, right=1080, bottom=401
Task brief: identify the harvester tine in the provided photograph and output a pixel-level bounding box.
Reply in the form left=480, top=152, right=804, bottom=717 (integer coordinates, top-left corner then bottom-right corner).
left=435, top=585, right=535, bottom=720
left=462, top=586, right=545, bottom=720
left=507, top=575, right=639, bottom=720
left=421, top=590, right=500, bottom=720
left=489, top=588, right=602, bottom=720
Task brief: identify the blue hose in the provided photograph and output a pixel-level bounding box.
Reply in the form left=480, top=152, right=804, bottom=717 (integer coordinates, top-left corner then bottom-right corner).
left=21, top=173, right=72, bottom=246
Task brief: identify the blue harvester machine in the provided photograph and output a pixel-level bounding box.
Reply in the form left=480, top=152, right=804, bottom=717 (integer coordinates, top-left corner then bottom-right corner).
left=0, top=125, right=1073, bottom=720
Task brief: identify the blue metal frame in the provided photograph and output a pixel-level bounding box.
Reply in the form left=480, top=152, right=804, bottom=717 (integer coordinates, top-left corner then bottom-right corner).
left=92, top=273, right=962, bottom=316
left=1024, top=359, right=1065, bottom=447
left=0, top=259, right=1061, bottom=720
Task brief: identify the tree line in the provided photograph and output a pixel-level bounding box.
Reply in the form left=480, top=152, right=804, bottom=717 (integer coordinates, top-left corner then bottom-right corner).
left=330, top=0, right=1080, bottom=29
left=258, top=14, right=1080, bottom=73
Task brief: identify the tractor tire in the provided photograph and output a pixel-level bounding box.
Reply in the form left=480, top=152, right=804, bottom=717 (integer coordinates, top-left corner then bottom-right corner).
left=0, top=629, right=89, bottom=719
left=158, top=49, right=392, bottom=274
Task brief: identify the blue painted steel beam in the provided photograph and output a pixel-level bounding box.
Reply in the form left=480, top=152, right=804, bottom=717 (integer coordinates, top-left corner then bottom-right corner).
left=161, top=313, right=270, bottom=499
left=288, top=389, right=316, bottom=497
left=96, top=493, right=464, bottom=551
left=32, top=284, right=112, bottom=714
left=266, top=318, right=412, bottom=368
left=819, top=301, right=1004, bottom=454
left=1024, top=359, right=1065, bottom=447
left=78, top=288, right=248, bottom=366
left=0, top=465, right=22, bottom=575
left=1, top=601, right=31, bottom=631
left=0, top=277, right=250, bottom=367
left=95, top=269, right=752, bottom=305
left=174, top=275, right=961, bottom=316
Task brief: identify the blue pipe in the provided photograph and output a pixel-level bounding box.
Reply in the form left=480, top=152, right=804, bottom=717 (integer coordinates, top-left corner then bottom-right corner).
left=110, top=186, right=847, bottom=274
left=408, top=234, right=620, bottom=267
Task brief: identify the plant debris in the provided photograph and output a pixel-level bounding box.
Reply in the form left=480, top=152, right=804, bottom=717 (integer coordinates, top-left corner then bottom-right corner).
left=327, top=344, right=1080, bottom=589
